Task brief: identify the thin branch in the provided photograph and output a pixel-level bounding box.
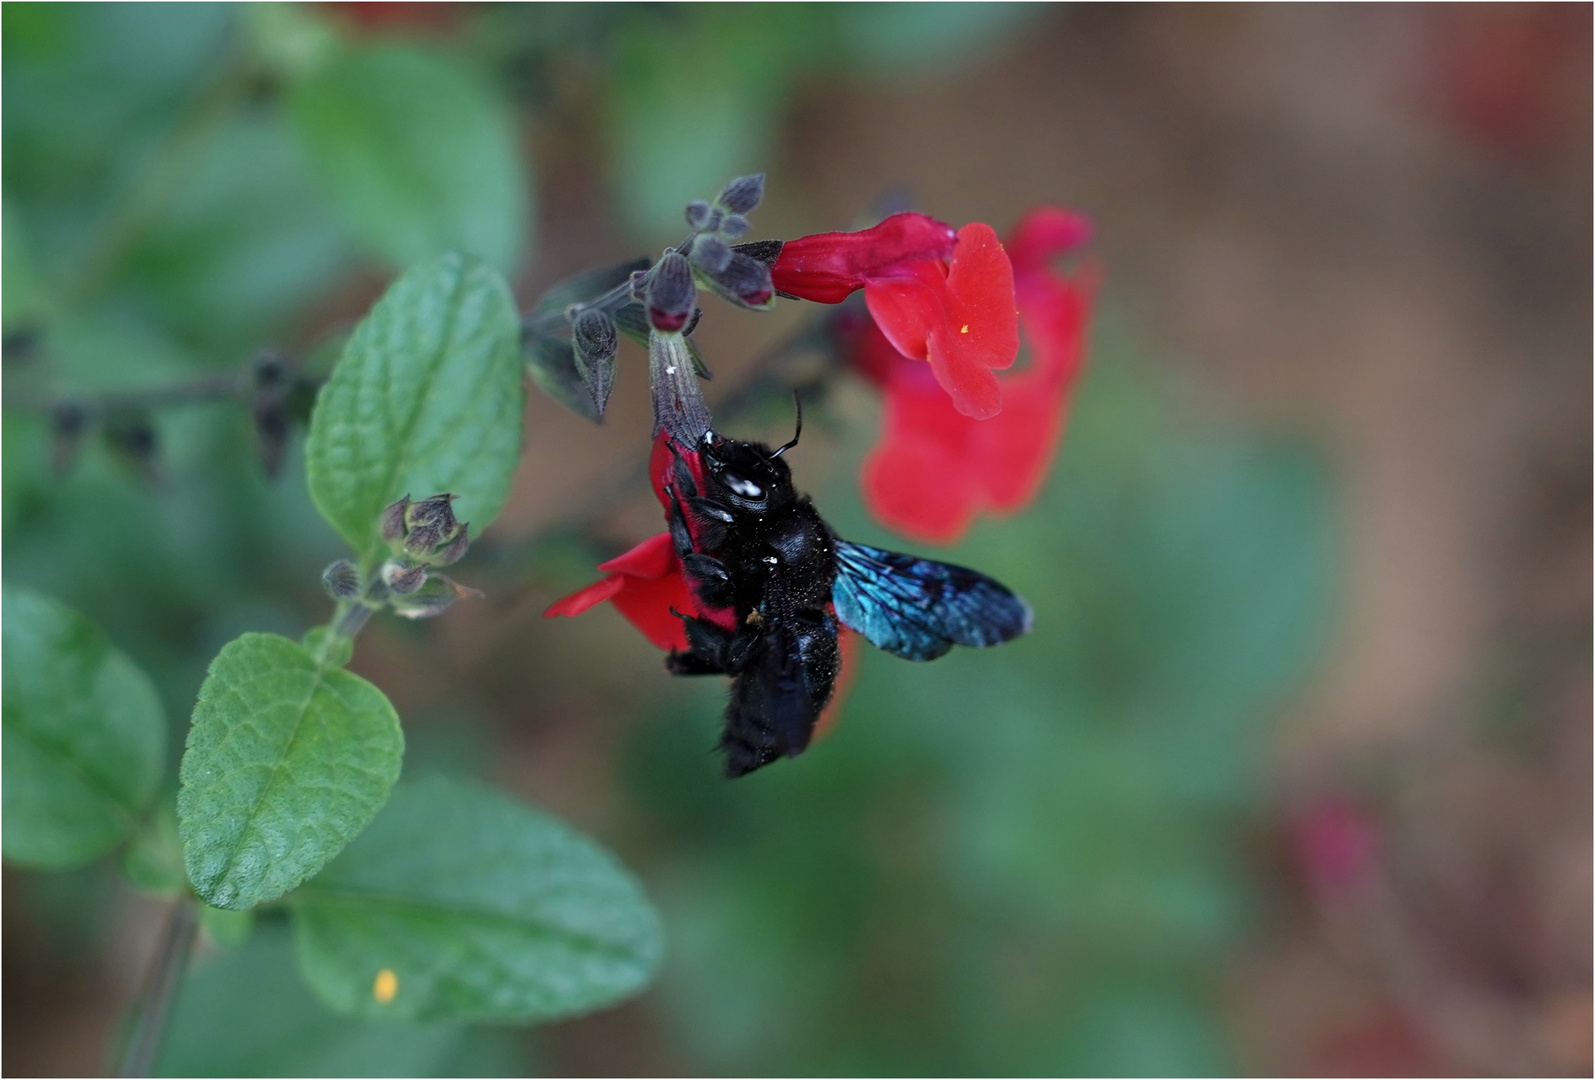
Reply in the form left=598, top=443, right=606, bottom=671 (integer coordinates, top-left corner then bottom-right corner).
left=117, top=894, right=199, bottom=1078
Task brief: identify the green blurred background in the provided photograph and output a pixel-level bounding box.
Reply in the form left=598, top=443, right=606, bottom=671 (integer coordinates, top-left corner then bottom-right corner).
left=4, top=4, right=1589, bottom=1076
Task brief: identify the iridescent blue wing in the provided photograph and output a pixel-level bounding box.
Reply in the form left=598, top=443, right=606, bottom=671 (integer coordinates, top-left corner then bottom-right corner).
left=831, top=540, right=1033, bottom=661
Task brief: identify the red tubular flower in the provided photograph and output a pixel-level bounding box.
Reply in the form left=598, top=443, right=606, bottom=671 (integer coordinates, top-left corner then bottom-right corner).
left=544, top=434, right=736, bottom=649
left=845, top=206, right=1097, bottom=545
left=543, top=532, right=698, bottom=651
left=774, top=213, right=1019, bottom=420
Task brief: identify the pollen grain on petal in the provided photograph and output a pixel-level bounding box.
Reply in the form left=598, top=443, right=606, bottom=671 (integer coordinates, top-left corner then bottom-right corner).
left=960, top=324, right=970, bottom=333
left=373, top=968, right=399, bottom=1003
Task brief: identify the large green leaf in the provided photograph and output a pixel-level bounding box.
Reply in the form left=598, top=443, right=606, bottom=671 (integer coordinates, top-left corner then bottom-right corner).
left=2, top=588, right=166, bottom=867
left=156, top=924, right=528, bottom=1078
left=177, top=633, right=403, bottom=909
left=305, top=253, right=525, bottom=557
left=290, top=776, right=664, bottom=1023
left=289, top=45, right=530, bottom=273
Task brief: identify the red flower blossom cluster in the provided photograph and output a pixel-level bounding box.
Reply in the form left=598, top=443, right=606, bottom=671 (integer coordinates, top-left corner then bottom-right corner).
left=819, top=207, right=1096, bottom=544
left=774, top=213, right=1019, bottom=420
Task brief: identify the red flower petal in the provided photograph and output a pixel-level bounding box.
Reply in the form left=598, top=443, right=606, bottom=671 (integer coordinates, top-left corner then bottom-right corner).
left=843, top=210, right=1097, bottom=544
left=542, top=573, right=625, bottom=618
left=1005, top=206, right=1093, bottom=277
left=771, top=212, right=956, bottom=304
left=864, top=224, right=1018, bottom=420
left=544, top=532, right=697, bottom=652
left=608, top=560, right=698, bottom=652
left=596, top=530, right=679, bottom=578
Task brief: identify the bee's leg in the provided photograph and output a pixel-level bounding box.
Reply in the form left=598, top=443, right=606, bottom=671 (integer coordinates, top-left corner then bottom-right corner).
left=666, top=650, right=723, bottom=675
left=686, top=497, right=733, bottom=549
left=667, top=613, right=755, bottom=675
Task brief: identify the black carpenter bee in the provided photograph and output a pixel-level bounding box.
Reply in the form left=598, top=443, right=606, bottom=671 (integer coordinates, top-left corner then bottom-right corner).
left=661, top=403, right=1033, bottom=777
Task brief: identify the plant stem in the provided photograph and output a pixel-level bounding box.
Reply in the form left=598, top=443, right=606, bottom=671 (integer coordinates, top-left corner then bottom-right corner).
left=117, top=894, right=199, bottom=1078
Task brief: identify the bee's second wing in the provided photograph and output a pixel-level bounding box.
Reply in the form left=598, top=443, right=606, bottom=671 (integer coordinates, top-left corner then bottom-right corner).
left=831, top=540, right=1033, bottom=662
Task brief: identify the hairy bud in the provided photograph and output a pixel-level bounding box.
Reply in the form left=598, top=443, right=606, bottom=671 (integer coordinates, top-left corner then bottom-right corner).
left=685, top=200, right=712, bottom=229
left=405, top=493, right=459, bottom=534
left=716, top=173, right=765, bottom=215
left=646, top=252, right=696, bottom=332
left=392, top=574, right=483, bottom=620
left=691, top=235, right=733, bottom=273
left=571, top=308, right=618, bottom=416
left=720, top=214, right=751, bottom=240
left=701, top=251, right=775, bottom=310
left=382, top=559, right=428, bottom=595
left=380, top=496, right=410, bottom=544
left=322, top=559, right=362, bottom=601
left=649, top=329, right=712, bottom=444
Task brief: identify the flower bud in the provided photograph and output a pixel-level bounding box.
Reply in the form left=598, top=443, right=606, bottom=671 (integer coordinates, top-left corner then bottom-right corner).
left=403, top=523, right=443, bottom=560
left=691, top=236, right=732, bottom=273
left=430, top=524, right=470, bottom=567
left=322, top=559, right=362, bottom=601
left=649, top=330, right=712, bottom=445
left=382, top=559, right=428, bottom=595
left=720, top=214, right=750, bottom=240
left=571, top=308, right=618, bottom=415
left=380, top=496, right=410, bottom=543
left=405, top=493, right=459, bottom=534
left=646, top=252, right=696, bottom=332
left=685, top=200, right=712, bottom=229
left=392, top=574, right=483, bottom=620
left=716, top=173, right=765, bottom=215
left=700, top=252, right=775, bottom=310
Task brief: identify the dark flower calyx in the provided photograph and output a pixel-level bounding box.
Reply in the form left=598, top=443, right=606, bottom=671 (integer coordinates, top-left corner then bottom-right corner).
left=322, top=559, right=362, bottom=600
left=717, top=173, right=765, bottom=215
left=647, top=252, right=696, bottom=332
left=382, top=559, right=428, bottom=595
left=691, top=236, right=733, bottom=273
left=572, top=308, right=619, bottom=415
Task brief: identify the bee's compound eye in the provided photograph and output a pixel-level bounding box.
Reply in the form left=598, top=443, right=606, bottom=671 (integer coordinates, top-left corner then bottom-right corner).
left=723, top=473, right=764, bottom=499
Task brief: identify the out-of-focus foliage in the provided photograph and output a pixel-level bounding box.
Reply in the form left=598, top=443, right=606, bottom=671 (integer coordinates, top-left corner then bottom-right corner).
left=290, top=776, right=665, bottom=1023
left=621, top=326, right=1335, bottom=1076
left=290, top=45, right=530, bottom=273
left=2, top=587, right=167, bottom=867
left=156, top=924, right=530, bottom=1078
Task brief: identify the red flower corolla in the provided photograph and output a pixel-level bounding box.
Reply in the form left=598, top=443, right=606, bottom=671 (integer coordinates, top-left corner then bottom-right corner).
left=773, top=213, right=1020, bottom=420
left=844, top=206, right=1096, bottom=545
left=542, top=531, right=697, bottom=651
left=543, top=434, right=736, bottom=650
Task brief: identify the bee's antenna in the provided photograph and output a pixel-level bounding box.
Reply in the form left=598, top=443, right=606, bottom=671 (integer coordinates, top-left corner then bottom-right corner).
left=768, top=392, right=802, bottom=459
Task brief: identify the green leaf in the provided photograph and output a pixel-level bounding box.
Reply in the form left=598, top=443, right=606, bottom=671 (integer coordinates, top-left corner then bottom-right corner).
left=2, top=587, right=165, bottom=868
left=305, top=253, right=525, bottom=558
left=155, top=924, right=520, bottom=1078
left=289, top=45, right=531, bottom=273
left=123, top=801, right=186, bottom=894
left=199, top=904, right=255, bottom=950
left=177, top=633, right=403, bottom=910
left=290, top=776, right=664, bottom=1023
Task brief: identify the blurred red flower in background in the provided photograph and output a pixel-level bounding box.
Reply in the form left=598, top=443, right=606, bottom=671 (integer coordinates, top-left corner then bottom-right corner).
left=774, top=213, right=1020, bottom=419
left=842, top=206, right=1097, bottom=544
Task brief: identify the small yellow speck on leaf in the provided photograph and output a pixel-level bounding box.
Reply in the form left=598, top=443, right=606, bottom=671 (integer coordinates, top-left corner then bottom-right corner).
left=960, top=324, right=970, bottom=334
left=373, top=968, right=399, bottom=1003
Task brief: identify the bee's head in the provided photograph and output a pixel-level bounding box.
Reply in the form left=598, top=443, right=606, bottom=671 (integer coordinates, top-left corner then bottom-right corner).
left=699, top=431, right=795, bottom=514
